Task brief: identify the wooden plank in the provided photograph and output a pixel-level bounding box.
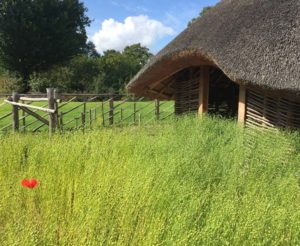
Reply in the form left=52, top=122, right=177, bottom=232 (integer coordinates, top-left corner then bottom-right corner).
left=19, top=106, right=49, bottom=126
left=20, top=97, right=48, bottom=102
left=198, top=66, right=209, bottom=114
left=58, top=96, right=77, bottom=109
left=238, top=85, right=246, bottom=124
left=5, top=100, right=55, bottom=113
left=0, top=112, right=12, bottom=120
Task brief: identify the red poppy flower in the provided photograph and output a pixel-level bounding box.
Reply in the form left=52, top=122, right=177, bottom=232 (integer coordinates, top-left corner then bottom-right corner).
left=21, top=179, right=38, bottom=189
left=21, top=179, right=29, bottom=187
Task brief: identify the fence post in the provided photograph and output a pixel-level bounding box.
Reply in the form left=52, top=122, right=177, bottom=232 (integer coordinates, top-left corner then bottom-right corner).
left=101, top=100, right=105, bottom=126
left=60, top=112, right=64, bottom=132
left=138, top=113, right=141, bottom=127
left=83, top=102, right=86, bottom=116
left=109, top=95, right=114, bottom=126
left=12, top=92, right=19, bottom=133
left=81, top=112, right=85, bottom=133
left=75, top=117, right=79, bottom=129
left=89, top=109, right=92, bottom=129
left=120, top=108, right=123, bottom=127
left=54, top=89, right=59, bottom=128
left=133, top=101, right=137, bottom=124
left=155, top=99, right=160, bottom=120
left=47, top=88, right=56, bottom=136
left=21, top=100, right=26, bottom=132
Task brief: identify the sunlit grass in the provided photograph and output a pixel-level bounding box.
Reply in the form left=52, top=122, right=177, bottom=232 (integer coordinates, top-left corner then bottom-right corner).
left=0, top=116, right=299, bottom=245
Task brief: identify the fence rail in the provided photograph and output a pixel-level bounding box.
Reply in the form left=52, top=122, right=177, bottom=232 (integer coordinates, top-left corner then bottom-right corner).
left=0, top=89, right=175, bottom=135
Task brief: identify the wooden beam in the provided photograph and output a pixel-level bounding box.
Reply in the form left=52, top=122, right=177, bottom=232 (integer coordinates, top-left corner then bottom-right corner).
left=19, top=106, right=49, bottom=126
left=5, top=100, right=55, bottom=113
left=238, top=85, right=247, bottom=125
left=198, top=66, right=210, bottom=114
left=20, top=97, right=48, bottom=102
left=147, top=88, right=172, bottom=99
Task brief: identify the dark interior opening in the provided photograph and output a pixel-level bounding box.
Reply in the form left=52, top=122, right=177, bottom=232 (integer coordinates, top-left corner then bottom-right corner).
left=208, top=68, right=239, bottom=118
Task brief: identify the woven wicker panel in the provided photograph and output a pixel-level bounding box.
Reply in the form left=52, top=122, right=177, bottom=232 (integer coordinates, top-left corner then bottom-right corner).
left=175, top=77, right=200, bottom=114
left=246, top=89, right=300, bottom=130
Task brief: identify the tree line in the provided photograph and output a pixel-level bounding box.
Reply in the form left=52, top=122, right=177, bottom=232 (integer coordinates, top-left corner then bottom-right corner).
left=0, top=0, right=211, bottom=94
left=0, top=0, right=152, bottom=93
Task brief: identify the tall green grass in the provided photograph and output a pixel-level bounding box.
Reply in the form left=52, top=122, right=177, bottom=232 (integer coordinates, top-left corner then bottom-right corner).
left=0, top=116, right=300, bottom=245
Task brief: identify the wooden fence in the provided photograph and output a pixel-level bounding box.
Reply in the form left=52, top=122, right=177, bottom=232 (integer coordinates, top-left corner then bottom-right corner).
left=0, top=89, right=175, bottom=135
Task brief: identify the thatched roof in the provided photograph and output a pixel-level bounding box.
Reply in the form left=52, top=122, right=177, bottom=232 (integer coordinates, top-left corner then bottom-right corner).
left=127, top=0, right=300, bottom=99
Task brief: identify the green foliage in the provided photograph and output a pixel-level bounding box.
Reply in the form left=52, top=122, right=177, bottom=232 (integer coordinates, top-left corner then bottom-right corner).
left=29, top=43, right=153, bottom=93
left=84, top=41, right=100, bottom=58
left=0, top=117, right=300, bottom=244
left=188, top=6, right=213, bottom=27
left=0, top=70, right=22, bottom=93
left=100, top=44, right=152, bottom=93
left=30, top=55, right=103, bottom=93
left=0, top=0, right=90, bottom=92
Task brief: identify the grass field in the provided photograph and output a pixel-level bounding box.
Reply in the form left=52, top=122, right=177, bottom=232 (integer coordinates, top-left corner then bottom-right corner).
left=0, top=98, right=174, bottom=132
left=0, top=116, right=300, bottom=245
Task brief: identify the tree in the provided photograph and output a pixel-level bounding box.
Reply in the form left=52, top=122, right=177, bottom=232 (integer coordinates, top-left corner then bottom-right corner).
left=188, top=6, right=213, bottom=27
left=0, top=0, right=90, bottom=92
left=84, top=41, right=100, bottom=58
left=30, top=55, right=103, bottom=92
left=123, top=44, right=152, bottom=67
left=29, top=43, right=153, bottom=93
left=100, top=44, right=153, bottom=92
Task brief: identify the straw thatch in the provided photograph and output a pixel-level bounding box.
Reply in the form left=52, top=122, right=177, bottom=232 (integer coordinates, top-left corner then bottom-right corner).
left=127, top=0, right=300, bottom=99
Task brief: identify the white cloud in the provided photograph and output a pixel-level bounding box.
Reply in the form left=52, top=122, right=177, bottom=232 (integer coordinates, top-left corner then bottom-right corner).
left=92, top=15, right=175, bottom=53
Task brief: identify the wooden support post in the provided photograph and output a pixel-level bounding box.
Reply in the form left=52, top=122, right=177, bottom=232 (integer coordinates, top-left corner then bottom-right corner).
left=21, top=100, right=26, bottom=132
left=83, top=102, right=86, bottom=117
left=60, top=112, right=64, bottom=132
left=238, top=85, right=247, bottom=125
left=81, top=112, right=86, bottom=132
left=287, top=108, right=293, bottom=129
left=75, top=117, right=79, bottom=129
left=89, top=109, right=92, bottom=128
left=19, top=106, right=49, bottom=125
left=198, top=66, right=209, bottom=115
left=101, top=100, right=105, bottom=126
left=138, top=113, right=141, bottom=127
left=94, top=108, right=97, bottom=121
left=120, top=108, right=123, bottom=127
left=54, top=89, right=58, bottom=128
left=155, top=99, right=160, bottom=120
left=133, top=101, right=137, bottom=124
left=109, top=95, right=114, bottom=126
left=47, top=88, right=56, bottom=136
left=12, top=92, right=19, bottom=133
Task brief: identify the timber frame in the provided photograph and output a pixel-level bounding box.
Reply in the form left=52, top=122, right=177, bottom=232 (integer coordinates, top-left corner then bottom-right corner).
left=141, top=64, right=300, bottom=131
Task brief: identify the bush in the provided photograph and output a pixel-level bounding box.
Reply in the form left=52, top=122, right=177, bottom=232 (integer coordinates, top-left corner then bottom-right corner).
left=0, top=71, right=22, bottom=93
left=29, top=55, right=104, bottom=93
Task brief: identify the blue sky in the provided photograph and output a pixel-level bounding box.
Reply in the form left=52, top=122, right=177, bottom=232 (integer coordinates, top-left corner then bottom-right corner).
left=82, top=0, right=220, bottom=54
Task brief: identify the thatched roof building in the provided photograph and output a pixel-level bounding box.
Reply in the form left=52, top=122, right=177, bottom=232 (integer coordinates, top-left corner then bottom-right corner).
left=127, top=0, right=300, bottom=129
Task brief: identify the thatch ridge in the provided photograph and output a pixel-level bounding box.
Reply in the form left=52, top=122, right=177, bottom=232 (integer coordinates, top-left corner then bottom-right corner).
left=127, top=0, right=300, bottom=97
